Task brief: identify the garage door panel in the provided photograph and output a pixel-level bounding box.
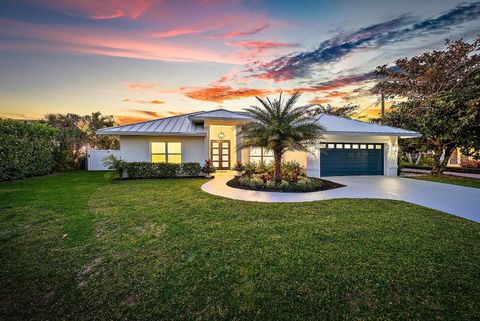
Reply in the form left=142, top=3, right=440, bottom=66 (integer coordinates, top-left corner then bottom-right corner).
left=320, top=143, right=383, bottom=176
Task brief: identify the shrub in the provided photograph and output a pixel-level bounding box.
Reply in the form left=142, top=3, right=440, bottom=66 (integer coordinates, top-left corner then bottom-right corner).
left=232, top=161, right=244, bottom=172
left=0, top=119, right=56, bottom=181
left=125, top=162, right=180, bottom=179
left=461, top=159, right=480, bottom=169
left=202, top=159, right=216, bottom=176
left=180, top=162, right=202, bottom=176
left=243, top=162, right=257, bottom=177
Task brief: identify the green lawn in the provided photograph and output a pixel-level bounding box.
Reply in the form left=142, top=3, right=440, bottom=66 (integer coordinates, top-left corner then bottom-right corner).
left=410, top=174, right=480, bottom=189
left=1, top=172, right=479, bottom=320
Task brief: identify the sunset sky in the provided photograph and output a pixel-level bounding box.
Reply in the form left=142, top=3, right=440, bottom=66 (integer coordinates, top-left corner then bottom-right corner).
left=1, top=0, right=479, bottom=124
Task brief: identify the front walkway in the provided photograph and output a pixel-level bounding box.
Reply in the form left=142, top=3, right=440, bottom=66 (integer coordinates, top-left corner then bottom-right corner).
left=201, top=174, right=480, bottom=222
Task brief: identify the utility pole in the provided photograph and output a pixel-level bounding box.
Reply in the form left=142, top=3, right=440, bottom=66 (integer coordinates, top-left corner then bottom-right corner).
left=380, top=93, right=385, bottom=120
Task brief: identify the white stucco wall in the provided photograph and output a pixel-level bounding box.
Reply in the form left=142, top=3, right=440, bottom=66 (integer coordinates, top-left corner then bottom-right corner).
left=120, top=136, right=206, bottom=163
left=118, top=134, right=399, bottom=177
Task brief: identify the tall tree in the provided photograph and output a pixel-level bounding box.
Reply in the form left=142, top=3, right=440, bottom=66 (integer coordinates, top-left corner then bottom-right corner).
left=82, top=112, right=119, bottom=150
left=312, top=104, right=359, bottom=118
left=372, top=37, right=480, bottom=174
left=240, top=92, right=324, bottom=183
left=44, top=111, right=119, bottom=170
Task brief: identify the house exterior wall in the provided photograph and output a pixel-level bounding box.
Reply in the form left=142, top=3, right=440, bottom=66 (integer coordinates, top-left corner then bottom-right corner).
left=118, top=133, right=399, bottom=177
left=120, top=135, right=206, bottom=163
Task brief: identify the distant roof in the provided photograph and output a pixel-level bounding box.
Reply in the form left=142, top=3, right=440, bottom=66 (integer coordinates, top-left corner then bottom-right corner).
left=98, top=108, right=420, bottom=138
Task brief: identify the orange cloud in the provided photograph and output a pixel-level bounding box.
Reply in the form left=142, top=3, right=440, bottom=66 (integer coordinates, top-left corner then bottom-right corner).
left=121, top=83, right=159, bottom=90
left=182, top=86, right=271, bottom=103
left=325, top=91, right=348, bottom=98
left=308, top=98, right=331, bottom=104
left=122, top=98, right=165, bottom=104
left=131, top=110, right=163, bottom=117
left=115, top=115, right=160, bottom=125
left=34, top=0, right=158, bottom=20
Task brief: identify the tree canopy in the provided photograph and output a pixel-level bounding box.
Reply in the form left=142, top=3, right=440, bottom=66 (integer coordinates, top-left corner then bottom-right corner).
left=372, top=37, right=480, bottom=174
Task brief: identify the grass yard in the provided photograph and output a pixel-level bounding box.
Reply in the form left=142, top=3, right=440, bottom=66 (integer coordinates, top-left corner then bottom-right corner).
left=410, top=174, right=480, bottom=189
left=1, top=172, right=479, bottom=320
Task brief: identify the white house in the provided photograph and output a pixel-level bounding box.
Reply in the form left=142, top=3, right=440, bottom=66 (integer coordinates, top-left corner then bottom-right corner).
left=96, top=109, right=420, bottom=177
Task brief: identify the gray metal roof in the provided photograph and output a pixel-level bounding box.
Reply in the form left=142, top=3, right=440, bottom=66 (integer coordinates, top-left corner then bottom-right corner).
left=317, top=114, right=420, bottom=137
left=189, top=109, right=251, bottom=122
left=98, top=108, right=420, bottom=138
left=97, top=111, right=207, bottom=136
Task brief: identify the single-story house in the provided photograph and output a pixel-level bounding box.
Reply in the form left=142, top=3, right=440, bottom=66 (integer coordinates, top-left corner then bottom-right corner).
left=97, top=109, right=420, bottom=177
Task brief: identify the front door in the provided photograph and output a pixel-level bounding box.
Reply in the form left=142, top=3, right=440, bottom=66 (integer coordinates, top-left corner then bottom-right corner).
left=211, top=140, right=230, bottom=170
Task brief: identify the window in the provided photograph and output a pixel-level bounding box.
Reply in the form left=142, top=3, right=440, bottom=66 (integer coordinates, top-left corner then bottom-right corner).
left=344, top=144, right=351, bottom=149
left=336, top=144, right=343, bottom=149
left=352, top=144, right=359, bottom=149
left=360, top=144, right=367, bottom=149
left=368, top=144, right=375, bottom=149
left=375, top=144, right=382, bottom=149
left=151, top=142, right=182, bottom=163
left=328, top=143, right=335, bottom=149
left=250, top=148, right=274, bottom=164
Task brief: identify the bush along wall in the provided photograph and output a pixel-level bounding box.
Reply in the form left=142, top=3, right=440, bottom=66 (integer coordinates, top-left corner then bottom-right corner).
left=122, top=162, right=202, bottom=179
left=0, top=119, right=57, bottom=181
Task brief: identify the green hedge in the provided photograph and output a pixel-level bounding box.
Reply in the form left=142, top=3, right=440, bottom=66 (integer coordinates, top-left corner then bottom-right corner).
left=402, top=164, right=480, bottom=174
left=0, top=119, right=56, bottom=181
left=123, top=162, right=202, bottom=179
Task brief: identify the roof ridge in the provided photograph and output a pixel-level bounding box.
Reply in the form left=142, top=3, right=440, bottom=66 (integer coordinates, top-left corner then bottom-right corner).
left=191, top=108, right=248, bottom=117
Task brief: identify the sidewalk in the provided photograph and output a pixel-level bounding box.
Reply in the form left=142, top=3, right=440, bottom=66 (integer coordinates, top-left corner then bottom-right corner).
left=402, top=167, right=480, bottom=179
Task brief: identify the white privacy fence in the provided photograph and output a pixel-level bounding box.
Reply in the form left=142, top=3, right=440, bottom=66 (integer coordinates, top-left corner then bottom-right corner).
left=86, top=150, right=121, bottom=171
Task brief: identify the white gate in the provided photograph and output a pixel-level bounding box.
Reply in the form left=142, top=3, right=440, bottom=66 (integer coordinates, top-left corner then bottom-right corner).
left=87, top=150, right=122, bottom=171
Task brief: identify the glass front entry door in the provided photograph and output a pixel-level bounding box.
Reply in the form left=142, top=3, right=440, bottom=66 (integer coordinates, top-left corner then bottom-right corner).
left=211, top=140, right=230, bottom=170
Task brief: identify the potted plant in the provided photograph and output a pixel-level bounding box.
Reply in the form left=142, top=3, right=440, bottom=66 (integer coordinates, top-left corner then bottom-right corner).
left=232, top=161, right=244, bottom=177
left=202, top=159, right=216, bottom=178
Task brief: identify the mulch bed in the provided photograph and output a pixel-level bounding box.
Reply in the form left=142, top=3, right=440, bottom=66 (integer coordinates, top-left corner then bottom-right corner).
left=226, top=176, right=345, bottom=193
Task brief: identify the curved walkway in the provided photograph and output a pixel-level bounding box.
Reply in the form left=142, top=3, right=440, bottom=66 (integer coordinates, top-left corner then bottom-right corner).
left=201, top=173, right=480, bottom=222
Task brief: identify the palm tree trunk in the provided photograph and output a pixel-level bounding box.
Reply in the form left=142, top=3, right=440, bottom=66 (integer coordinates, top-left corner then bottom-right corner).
left=273, top=149, right=282, bottom=184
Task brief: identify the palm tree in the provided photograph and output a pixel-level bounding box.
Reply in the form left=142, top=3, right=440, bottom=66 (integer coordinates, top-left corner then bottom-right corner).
left=240, top=92, right=325, bottom=183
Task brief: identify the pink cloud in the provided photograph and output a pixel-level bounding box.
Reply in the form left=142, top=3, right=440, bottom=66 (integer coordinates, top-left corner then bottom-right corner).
left=206, top=23, right=270, bottom=39
left=121, top=83, right=158, bottom=89
left=152, top=27, right=207, bottom=38
left=34, top=0, right=159, bottom=20
left=226, top=40, right=296, bottom=50
left=0, top=18, right=241, bottom=64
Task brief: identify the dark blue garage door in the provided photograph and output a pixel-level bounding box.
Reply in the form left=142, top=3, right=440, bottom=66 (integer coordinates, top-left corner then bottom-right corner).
left=320, top=143, right=384, bottom=176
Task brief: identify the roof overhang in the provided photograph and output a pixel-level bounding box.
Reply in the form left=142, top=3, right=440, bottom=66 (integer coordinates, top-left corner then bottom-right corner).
left=97, top=131, right=206, bottom=136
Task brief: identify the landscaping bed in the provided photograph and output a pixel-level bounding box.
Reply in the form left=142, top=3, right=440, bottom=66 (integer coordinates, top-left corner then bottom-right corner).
left=227, top=175, right=343, bottom=192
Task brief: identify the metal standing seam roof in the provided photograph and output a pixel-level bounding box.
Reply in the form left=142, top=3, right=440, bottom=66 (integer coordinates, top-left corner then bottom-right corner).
left=97, top=108, right=421, bottom=137
left=317, top=114, right=421, bottom=137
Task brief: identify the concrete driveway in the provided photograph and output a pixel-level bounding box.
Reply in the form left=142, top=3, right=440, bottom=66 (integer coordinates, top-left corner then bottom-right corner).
left=201, top=175, right=480, bottom=222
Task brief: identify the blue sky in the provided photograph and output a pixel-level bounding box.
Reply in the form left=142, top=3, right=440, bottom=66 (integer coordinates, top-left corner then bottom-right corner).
left=0, top=0, right=479, bottom=123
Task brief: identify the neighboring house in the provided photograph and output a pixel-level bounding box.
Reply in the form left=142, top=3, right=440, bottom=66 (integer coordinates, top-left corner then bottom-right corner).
left=97, top=109, right=420, bottom=177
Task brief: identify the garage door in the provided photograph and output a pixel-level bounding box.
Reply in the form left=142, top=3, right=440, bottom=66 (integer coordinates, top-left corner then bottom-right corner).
left=320, top=143, right=384, bottom=176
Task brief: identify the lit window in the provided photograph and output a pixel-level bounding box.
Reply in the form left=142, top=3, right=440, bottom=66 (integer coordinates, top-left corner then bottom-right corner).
left=250, top=148, right=274, bottom=164
left=375, top=144, right=382, bottom=149
left=328, top=143, right=335, bottom=149
left=336, top=144, right=343, bottom=149
left=320, top=143, right=327, bottom=148
left=151, top=142, right=182, bottom=163
left=360, top=144, right=367, bottom=149
left=352, top=144, right=359, bottom=149
left=344, top=144, right=351, bottom=149
left=368, top=144, right=375, bottom=149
